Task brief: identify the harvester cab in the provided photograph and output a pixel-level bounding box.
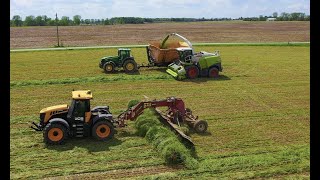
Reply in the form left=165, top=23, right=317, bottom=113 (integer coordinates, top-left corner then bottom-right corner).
left=31, top=90, right=116, bottom=145
left=99, top=48, right=138, bottom=73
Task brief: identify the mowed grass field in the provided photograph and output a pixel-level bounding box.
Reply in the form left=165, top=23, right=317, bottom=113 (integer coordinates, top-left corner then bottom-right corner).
left=10, top=45, right=310, bottom=179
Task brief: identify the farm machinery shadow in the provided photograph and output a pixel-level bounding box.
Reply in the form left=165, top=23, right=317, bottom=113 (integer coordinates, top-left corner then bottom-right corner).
left=182, top=74, right=231, bottom=83
left=46, top=136, right=123, bottom=152
left=101, top=70, right=141, bottom=75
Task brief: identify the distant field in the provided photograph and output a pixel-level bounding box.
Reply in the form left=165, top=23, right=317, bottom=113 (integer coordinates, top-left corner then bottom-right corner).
left=10, top=21, right=310, bottom=49
left=10, top=45, right=310, bottom=179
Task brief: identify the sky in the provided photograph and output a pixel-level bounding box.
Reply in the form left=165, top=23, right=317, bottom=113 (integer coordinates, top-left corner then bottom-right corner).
left=10, top=0, right=310, bottom=19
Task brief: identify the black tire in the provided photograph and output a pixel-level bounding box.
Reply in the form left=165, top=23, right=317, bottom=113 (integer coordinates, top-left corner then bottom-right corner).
left=92, top=120, right=115, bottom=141
left=185, top=65, right=199, bottom=79
left=208, top=67, right=219, bottom=78
left=193, top=120, right=208, bottom=133
left=103, top=63, right=115, bottom=73
left=123, top=60, right=138, bottom=73
left=43, top=123, right=68, bottom=145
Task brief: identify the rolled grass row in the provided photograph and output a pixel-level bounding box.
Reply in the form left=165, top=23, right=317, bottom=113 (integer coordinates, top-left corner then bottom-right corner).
left=129, top=101, right=198, bottom=169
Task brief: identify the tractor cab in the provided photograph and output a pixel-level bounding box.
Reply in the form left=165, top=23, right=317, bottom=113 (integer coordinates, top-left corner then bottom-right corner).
left=177, top=48, right=194, bottom=63
left=118, top=48, right=132, bottom=61
left=66, top=90, right=92, bottom=122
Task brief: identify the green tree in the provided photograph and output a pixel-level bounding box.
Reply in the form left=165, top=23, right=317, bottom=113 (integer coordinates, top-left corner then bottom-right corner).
left=60, top=16, right=70, bottom=26
left=12, top=15, right=23, bottom=26
left=73, top=15, right=81, bottom=25
left=273, top=12, right=278, bottom=18
left=24, top=15, right=36, bottom=26
left=35, top=15, right=45, bottom=26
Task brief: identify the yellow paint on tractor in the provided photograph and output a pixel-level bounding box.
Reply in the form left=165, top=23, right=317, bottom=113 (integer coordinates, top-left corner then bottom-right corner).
left=40, top=104, right=69, bottom=123
left=72, top=90, right=93, bottom=100
left=85, top=112, right=91, bottom=123
left=40, top=104, right=68, bottom=114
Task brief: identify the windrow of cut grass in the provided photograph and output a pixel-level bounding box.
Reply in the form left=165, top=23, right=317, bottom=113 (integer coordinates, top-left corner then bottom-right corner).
left=10, top=74, right=172, bottom=88
left=134, top=109, right=199, bottom=169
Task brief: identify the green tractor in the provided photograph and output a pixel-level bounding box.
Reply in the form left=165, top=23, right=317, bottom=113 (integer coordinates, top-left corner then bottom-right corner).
left=166, top=47, right=223, bottom=80
left=99, top=48, right=138, bottom=73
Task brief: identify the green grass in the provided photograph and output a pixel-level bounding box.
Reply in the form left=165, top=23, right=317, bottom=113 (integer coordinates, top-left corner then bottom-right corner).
left=10, top=45, right=309, bottom=179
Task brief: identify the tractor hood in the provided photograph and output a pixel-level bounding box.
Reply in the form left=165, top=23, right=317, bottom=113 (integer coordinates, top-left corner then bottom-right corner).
left=40, top=104, right=69, bottom=113
left=101, top=56, right=118, bottom=61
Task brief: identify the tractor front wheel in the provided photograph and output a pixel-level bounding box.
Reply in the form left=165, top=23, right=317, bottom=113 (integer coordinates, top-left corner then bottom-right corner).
left=92, top=120, right=115, bottom=141
left=185, top=65, right=199, bottom=79
left=43, top=123, right=68, bottom=145
left=193, top=120, right=208, bottom=133
left=103, top=63, right=115, bottom=73
left=208, top=67, right=219, bottom=78
left=123, top=60, right=138, bottom=73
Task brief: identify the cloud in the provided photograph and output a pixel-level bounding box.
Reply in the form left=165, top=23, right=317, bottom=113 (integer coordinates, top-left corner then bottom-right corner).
left=10, top=0, right=310, bottom=19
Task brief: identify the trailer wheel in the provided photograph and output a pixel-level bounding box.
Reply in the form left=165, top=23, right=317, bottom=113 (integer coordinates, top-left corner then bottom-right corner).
left=193, top=120, right=208, bottom=133
left=185, top=65, right=199, bottom=79
left=92, top=120, right=115, bottom=141
left=103, top=63, right=115, bottom=73
left=208, top=67, right=219, bottom=78
left=43, top=123, right=67, bottom=145
left=123, top=60, right=138, bottom=73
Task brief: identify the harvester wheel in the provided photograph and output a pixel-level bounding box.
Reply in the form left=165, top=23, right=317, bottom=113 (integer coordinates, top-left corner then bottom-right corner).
left=43, top=123, right=67, bottom=145
left=193, top=120, right=208, bottom=133
left=185, top=65, right=199, bottom=79
left=92, top=120, right=115, bottom=141
left=103, top=63, right=115, bottom=73
left=208, top=67, right=219, bottom=78
left=123, top=60, right=138, bottom=73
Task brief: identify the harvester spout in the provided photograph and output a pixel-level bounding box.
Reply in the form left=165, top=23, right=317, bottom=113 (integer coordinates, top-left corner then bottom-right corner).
left=160, top=33, right=194, bottom=54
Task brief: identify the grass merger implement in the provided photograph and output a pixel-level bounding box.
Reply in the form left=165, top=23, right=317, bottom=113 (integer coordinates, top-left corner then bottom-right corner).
left=31, top=90, right=207, bottom=145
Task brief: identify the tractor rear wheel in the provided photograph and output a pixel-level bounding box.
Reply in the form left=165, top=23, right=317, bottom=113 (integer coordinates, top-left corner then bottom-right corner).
left=43, top=123, right=67, bottom=145
left=185, top=65, right=199, bottom=79
left=123, top=60, right=138, bottom=73
left=103, top=63, right=115, bottom=73
left=208, top=67, right=219, bottom=78
left=193, top=120, right=208, bottom=133
left=92, top=120, right=115, bottom=141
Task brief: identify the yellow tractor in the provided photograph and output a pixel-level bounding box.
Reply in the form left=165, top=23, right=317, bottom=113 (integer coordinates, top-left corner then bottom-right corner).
left=31, top=90, right=115, bottom=145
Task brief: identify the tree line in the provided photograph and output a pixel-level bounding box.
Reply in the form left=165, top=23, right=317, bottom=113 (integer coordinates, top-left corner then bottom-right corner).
left=10, top=12, right=309, bottom=27
left=242, top=12, right=309, bottom=21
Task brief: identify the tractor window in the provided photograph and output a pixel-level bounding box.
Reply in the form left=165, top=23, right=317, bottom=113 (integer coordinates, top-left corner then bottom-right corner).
left=119, top=50, right=129, bottom=59
left=74, top=100, right=86, bottom=117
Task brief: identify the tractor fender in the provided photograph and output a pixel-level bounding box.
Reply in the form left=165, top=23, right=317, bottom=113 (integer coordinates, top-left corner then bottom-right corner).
left=49, top=118, right=70, bottom=130
left=92, top=114, right=113, bottom=125
left=208, top=63, right=222, bottom=71
left=122, top=57, right=135, bottom=66
left=104, top=61, right=116, bottom=68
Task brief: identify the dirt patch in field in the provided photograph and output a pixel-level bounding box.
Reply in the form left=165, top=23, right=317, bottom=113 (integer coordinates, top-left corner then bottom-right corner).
left=10, top=21, right=309, bottom=49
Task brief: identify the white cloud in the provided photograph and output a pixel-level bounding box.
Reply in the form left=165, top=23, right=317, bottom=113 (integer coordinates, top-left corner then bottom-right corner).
left=10, top=0, right=310, bottom=19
